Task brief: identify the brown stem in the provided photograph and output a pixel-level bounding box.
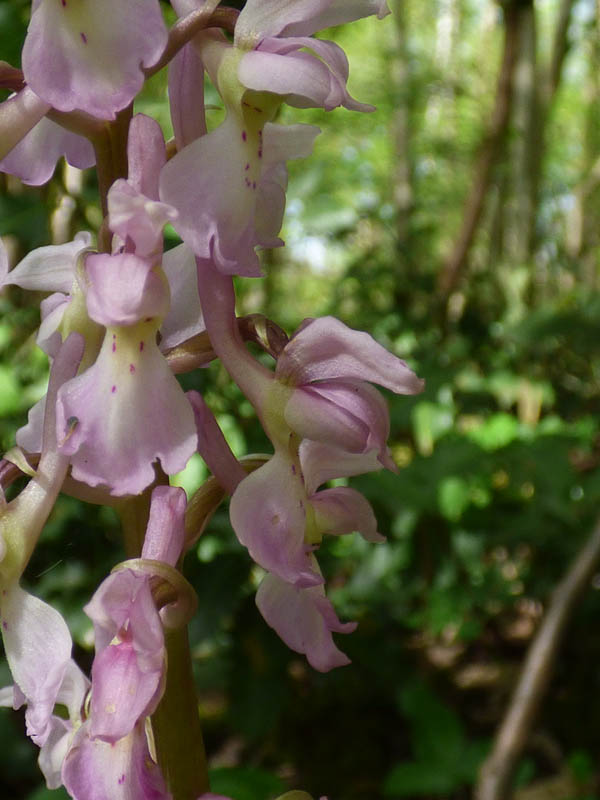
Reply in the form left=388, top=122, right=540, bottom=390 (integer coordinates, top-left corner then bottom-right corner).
left=437, top=0, right=524, bottom=300
left=91, top=104, right=133, bottom=226
left=145, top=6, right=240, bottom=79
left=165, top=314, right=288, bottom=374
left=475, top=516, right=600, bottom=800
left=0, top=61, right=25, bottom=92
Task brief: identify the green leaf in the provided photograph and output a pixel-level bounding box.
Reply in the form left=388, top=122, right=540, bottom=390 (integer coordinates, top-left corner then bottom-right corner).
left=383, top=761, right=460, bottom=796
left=398, top=683, right=465, bottom=768
left=0, top=364, right=22, bottom=416
left=26, top=787, right=70, bottom=800
left=467, top=413, right=520, bottom=451
left=209, top=766, right=286, bottom=800
left=412, top=401, right=454, bottom=456
left=438, top=475, right=470, bottom=521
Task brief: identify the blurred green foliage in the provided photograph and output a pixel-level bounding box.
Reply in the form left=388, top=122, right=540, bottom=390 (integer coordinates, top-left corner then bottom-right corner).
left=2, top=0, right=600, bottom=798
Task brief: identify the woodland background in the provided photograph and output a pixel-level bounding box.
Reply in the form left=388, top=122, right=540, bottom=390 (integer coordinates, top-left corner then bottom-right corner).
left=1, top=0, right=600, bottom=798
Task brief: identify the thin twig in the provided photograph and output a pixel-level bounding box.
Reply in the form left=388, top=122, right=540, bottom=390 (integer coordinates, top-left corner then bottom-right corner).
left=144, top=5, right=240, bottom=79
left=475, top=516, right=600, bottom=800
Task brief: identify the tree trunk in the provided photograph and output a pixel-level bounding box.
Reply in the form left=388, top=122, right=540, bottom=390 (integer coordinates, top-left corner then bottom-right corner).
left=390, top=0, right=414, bottom=255
left=437, top=0, right=525, bottom=300
left=505, top=3, right=538, bottom=265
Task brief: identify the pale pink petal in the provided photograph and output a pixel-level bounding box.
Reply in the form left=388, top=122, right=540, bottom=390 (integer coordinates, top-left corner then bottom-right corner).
left=39, top=716, right=72, bottom=789
left=0, top=237, right=7, bottom=286
left=16, top=394, right=46, bottom=454
left=310, top=487, right=384, bottom=542
left=229, top=453, right=321, bottom=587
left=0, top=113, right=94, bottom=186
left=277, top=316, right=425, bottom=395
left=141, top=485, right=187, bottom=566
left=3, top=232, right=91, bottom=293
left=37, top=293, right=71, bottom=357
left=160, top=244, right=204, bottom=351
left=38, top=660, right=90, bottom=788
left=108, top=181, right=177, bottom=259
left=127, top=114, right=166, bottom=201
left=0, top=585, right=72, bottom=746
left=285, top=379, right=393, bottom=466
left=254, top=123, right=319, bottom=245
left=256, top=571, right=356, bottom=671
left=85, top=570, right=164, bottom=741
left=239, top=38, right=372, bottom=112
left=299, top=440, right=382, bottom=495
left=160, top=114, right=264, bottom=276
left=56, top=323, right=196, bottom=496
left=84, top=253, right=169, bottom=327
left=239, top=49, right=332, bottom=109
left=236, top=0, right=389, bottom=41
left=284, top=383, right=369, bottom=453
left=262, top=123, right=321, bottom=168
left=161, top=115, right=318, bottom=275
left=187, top=391, right=246, bottom=494
left=90, top=642, right=163, bottom=742
left=3, top=333, right=84, bottom=564
left=23, top=0, right=168, bottom=119
left=62, top=720, right=170, bottom=800
left=169, top=42, right=207, bottom=151
left=0, top=86, right=50, bottom=161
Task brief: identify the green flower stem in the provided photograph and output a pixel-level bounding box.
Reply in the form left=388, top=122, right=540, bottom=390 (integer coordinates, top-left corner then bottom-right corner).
left=118, top=491, right=152, bottom=559
left=151, top=625, right=210, bottom=800
left=119, top=486, right=208, bottom=799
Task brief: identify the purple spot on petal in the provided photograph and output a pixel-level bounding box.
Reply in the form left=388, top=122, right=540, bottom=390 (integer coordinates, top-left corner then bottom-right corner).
left=112, top=342, right=116, bottom=352
left=80, top=32, right=87, bottom=44
left=111, top=385, right=117, bottom=394
left=2, top=621, right=8, bottom=631
left=129, top=364, right=135, bottom=374
left=139, top=341, right=144, bottom=351
left=242, top=130, right=247, bottom=142
left=118, top=774, right=126, bottom=785
left=144, top=317, right=152, bottom=322
left=245, top=163, right=250, bottom=171
left=61, top=0, right=66, bottom=6
left=252, top=181, right=256, bottom=190
left=291, top=464, right=296, bottom=474
left=258, top=149, right=262, bottom=158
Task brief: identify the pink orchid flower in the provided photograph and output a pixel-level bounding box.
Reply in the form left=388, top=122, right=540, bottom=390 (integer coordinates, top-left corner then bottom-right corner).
left=0, top=335, right=83, bottom=747
left=22, top=0, right=168, bottom=119
left=161, top=0, right=388, bottom=275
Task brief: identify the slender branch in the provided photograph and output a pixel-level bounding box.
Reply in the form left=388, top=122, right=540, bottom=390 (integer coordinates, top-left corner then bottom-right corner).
left=165, top=314, right=288, bottom=374
left=475, top=516, right=600, bottom=800
left=145, top=6, right=240, bottom=79
left=545, top=0, right=576, bottom=105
